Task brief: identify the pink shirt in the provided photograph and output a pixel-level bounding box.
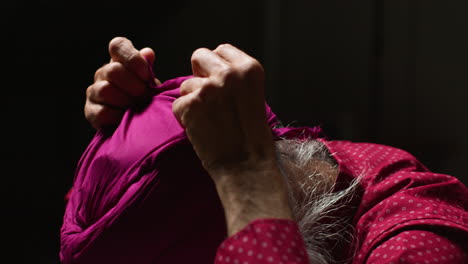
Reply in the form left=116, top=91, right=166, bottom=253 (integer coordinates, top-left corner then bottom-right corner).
left=215, top=141, right=468, bottom=264
left=61, top=76, right=468, bottom=263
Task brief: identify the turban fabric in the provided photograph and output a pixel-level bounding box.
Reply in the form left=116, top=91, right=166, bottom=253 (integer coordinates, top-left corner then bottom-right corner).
left=60, top=76, right=320, bottom=263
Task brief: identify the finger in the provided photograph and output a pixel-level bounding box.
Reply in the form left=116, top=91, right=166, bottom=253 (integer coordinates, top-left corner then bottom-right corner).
left=110, top=47, right=155, bottom=66
left=154, top=78, right=162, bottom=86
left=179, top=77, right=206, bottom=96
left=108, top=37, right=151, bottom=82
left=213, top=43, right=252, bottom=64
left=172, top=93, right=193, bottom=128
left=139, top=47, right=158, bottom=87
left=95, top=62, right=147, bottom=97
left=84, top=99, right=125, bottom=130
left=214, top=43, right=265, bottom=86
left=139, top=47, right=155, bottom=65
left=191, top=48, right=229, bottom=77
left=87, top=81, right=132, bottom=108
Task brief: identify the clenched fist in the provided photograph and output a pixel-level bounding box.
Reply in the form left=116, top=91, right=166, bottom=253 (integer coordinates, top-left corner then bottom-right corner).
left=85, top=37, right=160, bottom=129
left=173, top=44, right=276, bottom=179
left=172, top=44, right=292, bottom=235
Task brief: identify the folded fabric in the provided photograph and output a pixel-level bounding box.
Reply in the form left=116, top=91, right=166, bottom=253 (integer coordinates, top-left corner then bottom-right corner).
left=60, top=76, right=319, bottom=263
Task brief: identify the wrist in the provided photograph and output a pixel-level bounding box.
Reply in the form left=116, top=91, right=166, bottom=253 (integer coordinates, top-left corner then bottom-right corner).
left=212, top=165, right=293, bottom=236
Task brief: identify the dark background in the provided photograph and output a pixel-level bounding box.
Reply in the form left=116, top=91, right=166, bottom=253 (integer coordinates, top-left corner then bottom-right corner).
left=4, top=0, right=468, bottom=263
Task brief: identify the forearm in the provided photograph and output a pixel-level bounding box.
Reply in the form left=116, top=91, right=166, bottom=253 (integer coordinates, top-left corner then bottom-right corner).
left=212, top=162, right=293, bottom=236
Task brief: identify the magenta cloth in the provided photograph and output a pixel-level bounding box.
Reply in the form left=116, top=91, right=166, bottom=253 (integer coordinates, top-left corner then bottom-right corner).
left=60, top=76, right=320, bottom=263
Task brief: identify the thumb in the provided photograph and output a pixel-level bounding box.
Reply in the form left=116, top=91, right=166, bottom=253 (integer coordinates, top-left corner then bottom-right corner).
left=140, top=47, right=155, bottom=65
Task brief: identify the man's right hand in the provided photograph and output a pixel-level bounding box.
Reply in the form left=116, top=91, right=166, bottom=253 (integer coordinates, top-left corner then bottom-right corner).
left=85, top=37, right=160, bottom=129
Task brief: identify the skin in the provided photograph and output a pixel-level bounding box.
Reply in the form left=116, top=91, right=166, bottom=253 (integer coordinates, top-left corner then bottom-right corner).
left=85, top=37, right=293, bottom=236
left=85, top=37, right=161, bottom=129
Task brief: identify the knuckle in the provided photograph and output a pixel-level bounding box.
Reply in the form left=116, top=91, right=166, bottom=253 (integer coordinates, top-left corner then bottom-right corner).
left=93, top=107, right=106, bottom=120
left=86, top=84, right=94, bottom=98
left=88, top=81, right=113, bottom=103
left=95, top=81, right=111, bottom=99
left=84, top=99, right=97, bottom=123
left=233, top=59, right=264, bottom=81
left=198, top=79, right=220, bottom=99
left=215, top=43, right=232, bottom=51
left=109, top=37, right=143, bottom=67
left=243, top=59, right=264, bottom=75
left=172, top=100, right=182, bottom=116
left=191, top=48, right=210, bottom=63
left=172, top=99, right=190, bottom=124
left=106, top=62, right=124, bottom=79
left=179, top=81, right=191, bottom=96
left=85, top=112, right=95, bottom=126
left=109, top=37, right=129, bottom=54
left=125, top=51, right=141, bottom=66
left=94, top=67, right=103, bottom=81
left=203, top=79, right=218, bottom=91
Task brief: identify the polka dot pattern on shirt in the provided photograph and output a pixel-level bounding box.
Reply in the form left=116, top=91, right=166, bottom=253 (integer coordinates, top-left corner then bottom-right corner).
left=324, top=141, right=468, bottom=264
left=215, top=219, right=309, bottom=264
left=366, top=230, right=467, bottom=263
left=216, top=141, right=468, bottom=264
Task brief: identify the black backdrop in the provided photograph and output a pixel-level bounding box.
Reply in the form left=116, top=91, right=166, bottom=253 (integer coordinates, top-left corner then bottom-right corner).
left=4, top=1, right=468, bottom=263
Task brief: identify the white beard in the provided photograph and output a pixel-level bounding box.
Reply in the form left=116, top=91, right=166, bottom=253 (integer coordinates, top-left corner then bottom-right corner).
left=275, top=139, right=360, bottom=264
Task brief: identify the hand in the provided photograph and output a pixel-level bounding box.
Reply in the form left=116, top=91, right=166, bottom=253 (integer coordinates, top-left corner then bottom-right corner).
left=173, top=44, right=275, bottom=177
left=85, top=37, right=161, bottom=129
left=173, top=44, right=292, bottom=235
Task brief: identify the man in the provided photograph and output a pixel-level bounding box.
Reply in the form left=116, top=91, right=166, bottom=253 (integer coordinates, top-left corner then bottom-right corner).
left=61, top=37, right=468, bottom=263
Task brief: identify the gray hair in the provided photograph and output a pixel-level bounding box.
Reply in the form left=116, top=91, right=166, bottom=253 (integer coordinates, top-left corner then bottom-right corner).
left=275, top=139, right=360, bottom=264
